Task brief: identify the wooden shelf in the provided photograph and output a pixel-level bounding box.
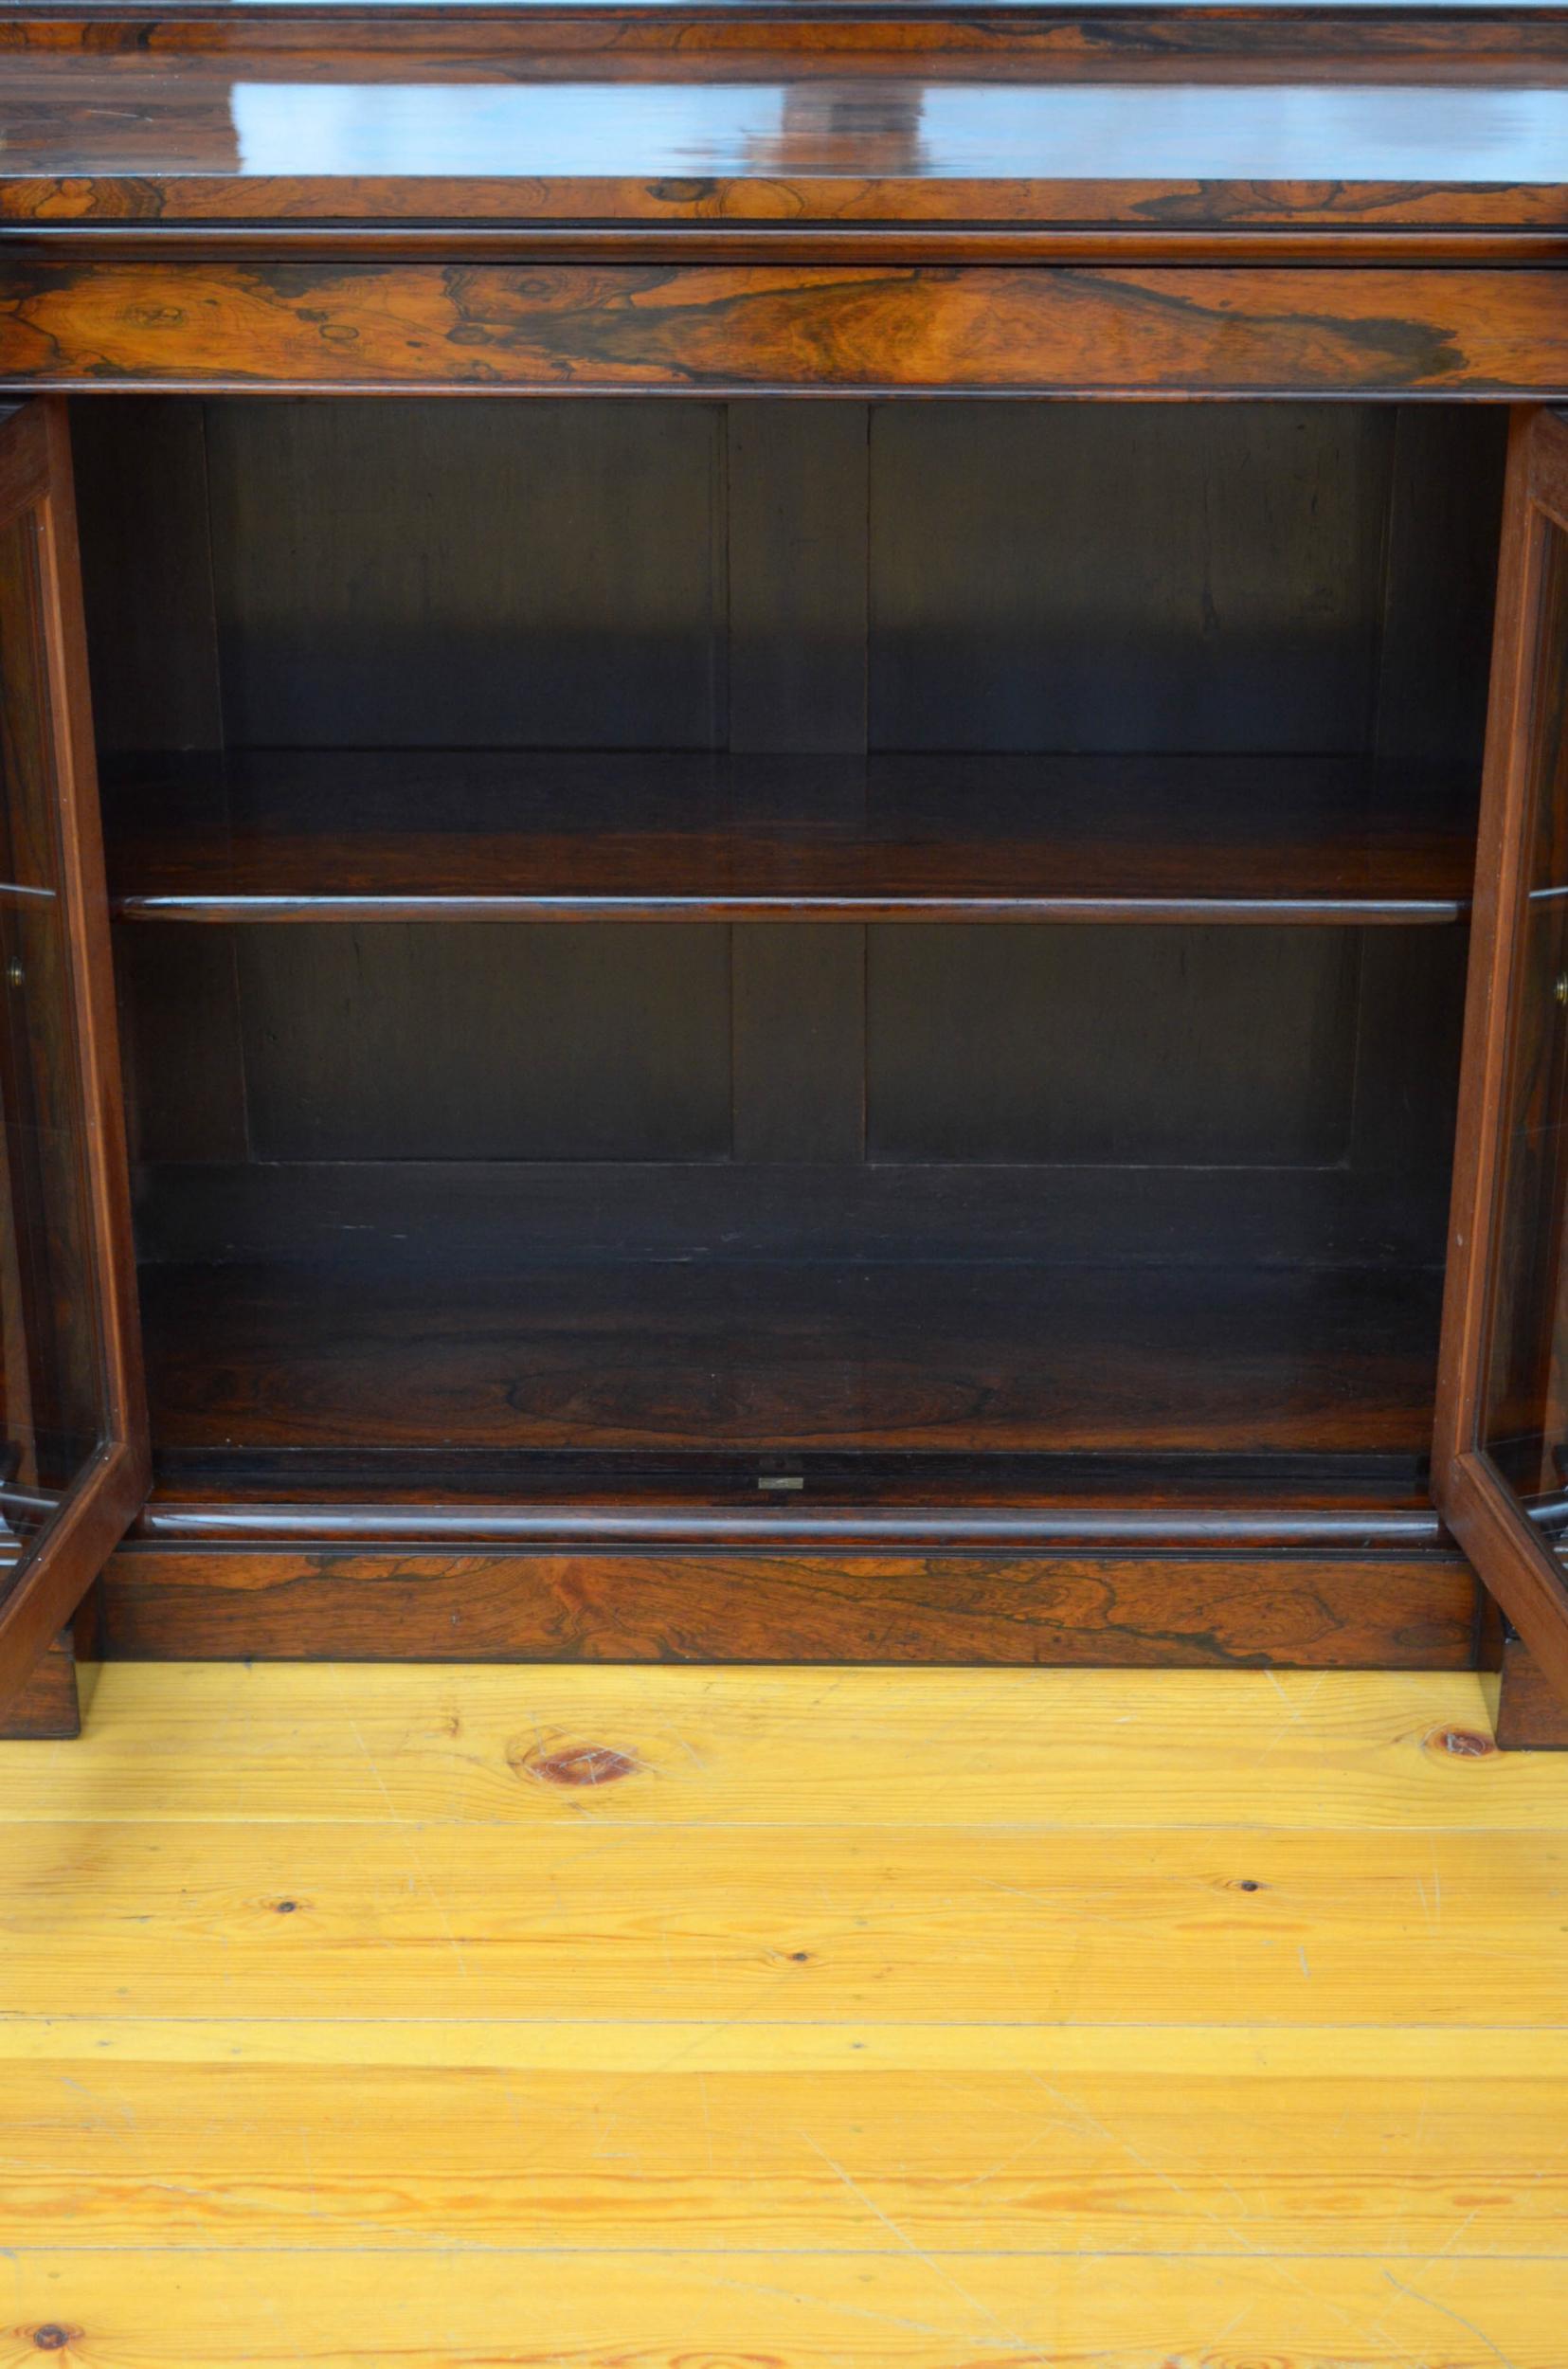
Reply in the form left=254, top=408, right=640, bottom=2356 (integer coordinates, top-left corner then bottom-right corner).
left=105, top=750, right=1477, bottom=925
left=140, top=1247, right=1443, bottom=1463
left=136, top=1447, right=1444, bottom=1548
left=133, top=1162, right=1447, bottom=1541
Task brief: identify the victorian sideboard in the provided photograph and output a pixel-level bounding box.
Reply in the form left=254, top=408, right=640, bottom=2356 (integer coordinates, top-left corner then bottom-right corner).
left=4, top=0, right=1568, bottom=1744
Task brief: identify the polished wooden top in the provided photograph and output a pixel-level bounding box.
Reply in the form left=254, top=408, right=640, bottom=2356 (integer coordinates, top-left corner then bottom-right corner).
left=3, top=6, right=1567, bottom=234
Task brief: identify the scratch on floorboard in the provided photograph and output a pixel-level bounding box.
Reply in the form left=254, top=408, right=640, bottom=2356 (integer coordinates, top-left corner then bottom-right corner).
left=1380, top=2265, right=1524, bottom=2369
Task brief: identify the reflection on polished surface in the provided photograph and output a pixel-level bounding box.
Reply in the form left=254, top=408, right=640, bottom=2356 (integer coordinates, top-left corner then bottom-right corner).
left=228, top=78, right=1568, bottom=183
left=6, top=9, right=1568, bottom=227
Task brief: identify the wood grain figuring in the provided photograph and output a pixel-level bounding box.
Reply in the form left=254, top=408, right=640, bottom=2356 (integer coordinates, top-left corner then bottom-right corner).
left=9, top=8, right=1568, bottom=63
left=1, top=2252, right=1564, bottom=2369
left=0, top=1661, right=1527, bottom=1829
left=2, top=2254, right=1567, bottom=2369
left=3, top=1661, right=1568, bottom=2361
left=9, top=2055, right=1568, bottom=2256
left=7, top=262, right=1568, bottom=394
left=136, top=1257, right=1446, bottom=1456
left=99, top=1543, right=1479, bottom=1668
left=5, top=1679, right=1568, bottom=2034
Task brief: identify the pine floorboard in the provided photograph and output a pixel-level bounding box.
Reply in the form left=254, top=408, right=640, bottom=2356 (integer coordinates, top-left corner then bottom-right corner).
left=1, top=1662, right=1566, bottom=2366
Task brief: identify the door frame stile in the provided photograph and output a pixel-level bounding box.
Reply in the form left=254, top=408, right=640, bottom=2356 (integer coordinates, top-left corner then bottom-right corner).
left=1435, top=404, right=1568, bottom=1703
left=0, top=396, right=148, bottom=1714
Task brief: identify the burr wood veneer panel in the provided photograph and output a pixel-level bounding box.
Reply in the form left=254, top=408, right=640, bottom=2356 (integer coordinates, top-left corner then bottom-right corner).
left=7, top=264, right=1568, bottom=394
left=98, top=1543, right=1480, bottom=1670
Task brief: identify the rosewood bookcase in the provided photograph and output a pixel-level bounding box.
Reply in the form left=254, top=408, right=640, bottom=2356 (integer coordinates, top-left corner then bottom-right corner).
left=5, top=0, right=1568, bottom=1745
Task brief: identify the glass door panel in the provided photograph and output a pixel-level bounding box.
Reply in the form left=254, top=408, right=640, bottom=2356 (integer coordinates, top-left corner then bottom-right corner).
left=1484, top=519, right=1568, bottom=1509
left=1437, top=406, right=1568, bottom=1702
left=0, top=399, right=145, bottom=1715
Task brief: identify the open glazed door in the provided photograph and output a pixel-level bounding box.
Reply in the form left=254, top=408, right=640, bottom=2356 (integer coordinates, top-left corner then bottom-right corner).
left=0, top=398, right=145, bottom=1719
left=1437, top=406, right=1568, bottom=1709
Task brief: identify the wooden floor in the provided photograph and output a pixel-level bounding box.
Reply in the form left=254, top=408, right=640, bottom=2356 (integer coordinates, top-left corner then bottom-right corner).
left=2, top=1664, right=1567, bottom=2365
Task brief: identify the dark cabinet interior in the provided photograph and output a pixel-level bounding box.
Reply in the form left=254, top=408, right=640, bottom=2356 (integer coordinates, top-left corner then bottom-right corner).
left=66, top=394, right=1506, bottom=1526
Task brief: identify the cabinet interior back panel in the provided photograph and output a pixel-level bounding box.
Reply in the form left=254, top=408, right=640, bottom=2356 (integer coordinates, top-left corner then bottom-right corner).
left=869, top=404, right=1397, bottom=753
left=237, top=923, right=734, bottom=1163
left=866, top=925, right=1361, bottom=1166
left=202, top=400, right=726, bottom=750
